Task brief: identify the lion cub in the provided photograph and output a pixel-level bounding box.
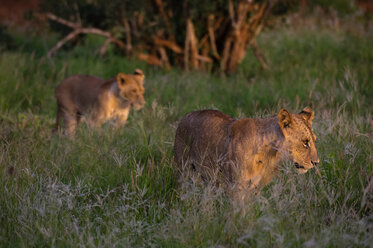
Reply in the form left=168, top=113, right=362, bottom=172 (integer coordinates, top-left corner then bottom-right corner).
left=54, top=69, right=145, bottom=136
left=174, top=107, right=319, bottom=194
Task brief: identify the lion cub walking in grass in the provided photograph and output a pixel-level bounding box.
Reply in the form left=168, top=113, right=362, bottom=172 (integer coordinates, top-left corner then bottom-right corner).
left=174, top=107, right=319, bottom=196
left=54, top=69, right=145, bottom=136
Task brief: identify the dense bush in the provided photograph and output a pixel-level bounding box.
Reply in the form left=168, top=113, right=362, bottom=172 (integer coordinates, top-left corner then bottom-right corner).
left=39, top=0, right=273, bottom=72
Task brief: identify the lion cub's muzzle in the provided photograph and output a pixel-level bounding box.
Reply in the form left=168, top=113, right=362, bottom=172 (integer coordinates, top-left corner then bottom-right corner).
left=294, top=162, right=311, bottom=174
left=294, top=162, right=304, bottom=169
left=295, top=159, right=320, bottom=174
left=294, top=162, right=307, bottom=174
left=311, top=160, right=319, bottom=167
left=132, top=100, right=146, bottom=110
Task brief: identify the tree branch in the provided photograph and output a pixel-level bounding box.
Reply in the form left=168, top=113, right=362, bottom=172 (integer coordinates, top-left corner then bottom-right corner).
left=45, top=13, right=126, bottom=58
left=47, top=30, right=80, bottom=58
left=137, top=53, right=162, bottom=66
left=45, top=12, right=80, bottom=29
left=154, top=0, right=175, bottom=41
left=208, top=14, right=220, bottom=59
left=251, top=39, right=269, bottom=70
left=153, top=36, right=183, bottom=54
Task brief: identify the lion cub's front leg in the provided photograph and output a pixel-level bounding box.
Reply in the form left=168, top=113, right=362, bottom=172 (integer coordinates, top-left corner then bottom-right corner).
left=61, top=111, right=78, bottom=137
left=112, top=108, right=130, bottom=128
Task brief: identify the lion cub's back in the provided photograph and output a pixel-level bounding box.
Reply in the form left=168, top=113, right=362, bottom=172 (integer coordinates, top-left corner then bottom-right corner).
left=56, top=75, right=105, bottom=95
left=55, top=75, right=108, bottom=108
left=174, top=110, right=234, bottom=166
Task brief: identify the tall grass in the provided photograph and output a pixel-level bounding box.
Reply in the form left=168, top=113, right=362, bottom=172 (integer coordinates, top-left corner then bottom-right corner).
left=0, top=24, right=372, bottom=247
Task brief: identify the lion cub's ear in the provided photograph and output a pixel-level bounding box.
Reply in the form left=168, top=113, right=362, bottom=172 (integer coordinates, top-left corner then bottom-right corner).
left=299, top=106, right=314, bottom=124
left=117, top=72, right=127, bottom=85
left=134, top=69, right=145, bottom=82
left=278, top=109, right=292, bottom=129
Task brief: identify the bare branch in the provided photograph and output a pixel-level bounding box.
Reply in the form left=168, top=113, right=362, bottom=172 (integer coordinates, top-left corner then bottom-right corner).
left=73, top=3, right=82, bottom=26
left=154, top=0, right=175, bottom=41
left=137, top=53, right=162, bottom=66
left=99, top=38, right=113, bottom=57
left=45, top=13, right=127, bottom=58
left=228, top=0, right=236, bottom=28
left=47, top=30, right=80, bottom=58
left=196, top=55, right=213, bottom=63
left=153, top=37, right=183, bottom=54
left=79, top=28, right=111, bottom=37
left=184, top=18, right=199, bottom=70
left=251, top=39, right=269, bottom=70
left=123, top=18, right=132, bottom=53
left=45, top=12, right=80, bottom=29
left=208, top=14, right=220, bottom=59
left=158, top=47, right=171, bottom=70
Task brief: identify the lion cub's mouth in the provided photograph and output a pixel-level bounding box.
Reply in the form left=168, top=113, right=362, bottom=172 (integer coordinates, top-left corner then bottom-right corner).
left=294, top=162, right=321, bottom=176
left=132, top=103, right=145, bottom=110
left=294, top=163, right=308, bottom=174
left=294, top=162, right=304, bottom=169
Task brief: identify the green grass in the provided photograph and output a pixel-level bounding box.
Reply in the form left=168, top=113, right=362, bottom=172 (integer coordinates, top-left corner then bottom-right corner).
left=0, top=24, right=373, bottom=247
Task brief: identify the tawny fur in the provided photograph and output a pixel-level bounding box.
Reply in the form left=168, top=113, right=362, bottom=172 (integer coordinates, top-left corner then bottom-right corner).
left=54, top=69, right=145, bottom=136
left=174, top=108, right=319, bottom=194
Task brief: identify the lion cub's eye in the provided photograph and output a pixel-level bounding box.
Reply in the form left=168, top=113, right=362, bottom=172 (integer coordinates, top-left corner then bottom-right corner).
left=303, top=140, right=310, bottom=148
left=131, top=89, right=137, bottom=93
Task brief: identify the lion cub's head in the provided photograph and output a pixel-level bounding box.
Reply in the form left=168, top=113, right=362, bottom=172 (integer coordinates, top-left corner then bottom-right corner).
left=116, top=69, right=146, bottom=110
left=278, top=107, right=319, bottom=174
